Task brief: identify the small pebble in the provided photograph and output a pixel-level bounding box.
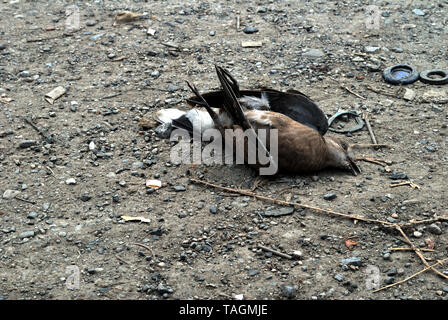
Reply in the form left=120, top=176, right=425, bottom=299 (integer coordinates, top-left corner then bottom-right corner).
left=412, top=9, right=425, bottom=16
left=427, top=223, right=442, bottom=235
left=281, top=285, right=296, bottom=299
left=323, top=193, right=337, bottom=201
left=19, top=140, right=37, bottom=149
left=243, top=26, right=258, bottom=34
left=334, top=274, right=343, bottom=282
left=209, top=204, right=218, bottom=214
left=65, top=178, right=77, bottom=185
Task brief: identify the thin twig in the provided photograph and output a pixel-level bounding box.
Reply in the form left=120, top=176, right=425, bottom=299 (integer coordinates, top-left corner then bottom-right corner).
left=14, top=196, right=36, bottom=204
left=389, top=247, right=435, bottom=252
left=190, top=178, right=391, bottom=226
left=115, top=254, right=130, bottom=265
left=26, top=33, right=72, bottom=43
left=390, top=181, right=421, bottom=190
left=365, top=84, right=398, bottom=97
left=373, top=258, right=448, bottom=293
left=354, top=157, right=391, bottom=172
left=258, top=244, right=293, bottom=260
left=350, top=144, right=391, bottom=149
left=191, top=178, right=448, bottom=287
left=23, top=117, right=53, bottom=143
left=330, top=78, right=366, bottom=99
left=402, top=216, right=448, bottom=227
left=362, top=113, right=378, bottom=147
left=394, top=225, right=448, bottom=280
left=130, top=242, right=154, bottom=255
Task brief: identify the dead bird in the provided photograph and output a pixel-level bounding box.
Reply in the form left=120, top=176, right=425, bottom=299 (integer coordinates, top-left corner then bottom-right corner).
left=155, top=66, right=361, bottom=175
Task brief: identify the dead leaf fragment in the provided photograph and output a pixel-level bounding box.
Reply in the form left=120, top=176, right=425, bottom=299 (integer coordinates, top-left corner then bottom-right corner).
left=345, top=239, right=359, bottom=250
left=45, top=86, right=67, bottom=104
left=147, top=27, right=156, bottom=36
left=120, top=215, right=151, bottom=223
left=114, top=11, right=142, bottom=25
left=111, top=56, right=127, bottom=62
left=146, top=179, right=162, bottom=189
left=424, top=238, right=435, bottom=250
left=241, top=40, right=263, bottom=48
left=0, top=97, right=13, bottom=103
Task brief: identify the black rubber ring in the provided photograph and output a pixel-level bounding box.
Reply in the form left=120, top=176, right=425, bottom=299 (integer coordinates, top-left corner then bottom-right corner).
left=382, top=64, right=419, bottom=85
left=328, top=111, right=365, bottom=134
left=419, top=69, right=448, bottom=85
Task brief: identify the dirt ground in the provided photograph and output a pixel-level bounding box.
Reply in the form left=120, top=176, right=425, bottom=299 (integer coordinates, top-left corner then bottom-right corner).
left=0, top=0, right=447, bottom=300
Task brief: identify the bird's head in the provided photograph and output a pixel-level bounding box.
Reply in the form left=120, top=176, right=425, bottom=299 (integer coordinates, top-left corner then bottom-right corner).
left=324, top=136, right=360, bottom=175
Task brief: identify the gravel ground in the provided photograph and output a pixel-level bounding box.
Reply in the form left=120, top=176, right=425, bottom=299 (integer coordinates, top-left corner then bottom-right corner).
left=0, top=0, right=447, bottom=300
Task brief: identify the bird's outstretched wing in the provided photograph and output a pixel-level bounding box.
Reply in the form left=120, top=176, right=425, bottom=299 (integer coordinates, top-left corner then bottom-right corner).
left=186, top=68, right=328, bottom=136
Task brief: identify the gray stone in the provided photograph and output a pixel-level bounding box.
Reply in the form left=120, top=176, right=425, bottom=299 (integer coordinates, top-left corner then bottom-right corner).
left=249, top=269, right=259, bottom=276
left=340, top=257, right=362, bottom=268
left=27, top=212, right=38, bottom=219
left=412, top=9, right=425, bottom=16
left=427, top=223, right=442, bottom=235
left=80, top=194, right=92, bottom=202
left=391, top=47, right=403, bottom=53
left=367, top=64, right=381, bottom=72
left=364, top=46, right=380, bottom=53
left=3, top=189, right=20, bottom=199
left=262, top=207, right=294, bottom=217
left=19, top=230, right=35, bottom=239
left=18, top=140, right=37, bottom=148
left=303, top=49, right=324, bottom=58
left=281, top=285, right=296, bottom=299
left=403, top=88, right=416, bottom=101
left=173, top=185, right=186, bottom=192
left=243, top=26, right=258, bottom=34
left=334, top=274, right=343, bottom=282
left=209, top=205, right=218, bottom=214
left=323, top=193, right=337, bottom=201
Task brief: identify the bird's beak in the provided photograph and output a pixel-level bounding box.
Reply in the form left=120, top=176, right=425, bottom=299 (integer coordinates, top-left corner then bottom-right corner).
left=348, top=158, right=361, bottom=176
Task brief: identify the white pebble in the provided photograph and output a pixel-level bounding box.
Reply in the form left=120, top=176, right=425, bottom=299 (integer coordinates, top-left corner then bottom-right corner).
left=66, top=178, right=77, bottom=185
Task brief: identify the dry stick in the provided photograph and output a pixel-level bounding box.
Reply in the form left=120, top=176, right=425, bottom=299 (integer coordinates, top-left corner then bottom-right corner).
left=354, top=158, right=391, bottom=172
left=350, top=144, right=391, bottom=149
left=362, top=113, right=378, bottom=147
left=258, top=245, right=293, bottom=260
left=191, top=178, right=448, bottom=284
left=403, top=216, right=448, bottom=227
left=14, top=196, right=36, bottom=205
left=115, top=254, right=130, bottom=265
left=390, top=247, right=435, bottom=253
left=130, top=242, right=154, bottom=255
left=330, top=78, right=366, bottom=99
left=373, top=258, right=448, bottom=293
left=26, top=33, right=71, bottom=43
left=23, top=117, right=53, bottom=143
left=190, top=178, right=391, bottom=226
left=390, top=181, right=421, bottom=190
left=394, top=225, right=448, bottom=280
left=365, top=84, right=398, bottom=98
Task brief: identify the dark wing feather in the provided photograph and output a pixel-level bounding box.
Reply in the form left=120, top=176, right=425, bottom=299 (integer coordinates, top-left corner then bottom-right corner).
left=262, top=90, right=328, bottom=136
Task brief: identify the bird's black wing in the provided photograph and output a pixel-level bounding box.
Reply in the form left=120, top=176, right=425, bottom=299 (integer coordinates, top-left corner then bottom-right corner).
left=187, top=90, right=328, bottom=137
left=262, top=90, right=328, bottom=136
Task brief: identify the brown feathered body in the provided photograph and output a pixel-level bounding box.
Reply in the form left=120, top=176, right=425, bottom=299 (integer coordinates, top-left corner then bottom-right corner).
left=244, top=110, right=356, bottom=174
